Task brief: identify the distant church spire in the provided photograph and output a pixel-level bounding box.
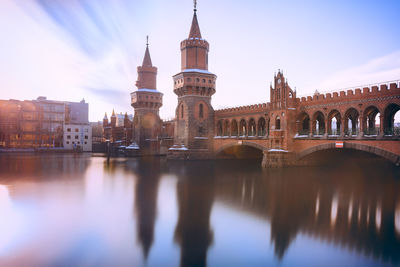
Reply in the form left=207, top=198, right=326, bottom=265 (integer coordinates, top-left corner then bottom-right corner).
left=142, top=35, right=153, bottom=67
left=189, top=1, right=202, bottom=38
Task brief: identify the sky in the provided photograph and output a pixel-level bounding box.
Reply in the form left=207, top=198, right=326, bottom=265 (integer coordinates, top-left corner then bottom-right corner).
left=0, top=0, right=399, bottom=121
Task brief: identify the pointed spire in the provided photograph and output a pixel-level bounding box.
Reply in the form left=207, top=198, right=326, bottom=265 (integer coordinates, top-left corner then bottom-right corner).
left=104, top=112, right=108, bottom=120
left=111, top=109, right=116, bottom=117
left=142, top=35, right=153, bottom=67
left=188, top=2, right=202, bottom=39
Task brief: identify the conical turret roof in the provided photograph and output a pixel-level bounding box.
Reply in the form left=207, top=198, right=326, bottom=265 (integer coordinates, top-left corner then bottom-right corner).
left=189, top=12, right=202, bottom=39
left=142, top=45, right=152, bottom=67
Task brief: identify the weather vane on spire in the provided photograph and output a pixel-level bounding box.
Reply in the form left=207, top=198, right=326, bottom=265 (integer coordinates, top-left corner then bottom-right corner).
left=194, top=0, right=197, bottom=12
left=146, top=35, right=149, bottom=46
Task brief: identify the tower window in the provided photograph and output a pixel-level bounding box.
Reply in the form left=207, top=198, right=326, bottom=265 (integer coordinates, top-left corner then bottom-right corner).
left=199, top=104, right=204, bottom=118
left=275, top=116, right=281, bottom=130
left=196, top=78, right=200, bottom=82
left=181, top=104, right=184, bottom=119
left=202, top=79, right=206, bottom=83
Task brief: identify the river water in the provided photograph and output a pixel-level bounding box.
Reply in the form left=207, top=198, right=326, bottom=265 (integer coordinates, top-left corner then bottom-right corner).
left=0, top=154, right=399, bottom=267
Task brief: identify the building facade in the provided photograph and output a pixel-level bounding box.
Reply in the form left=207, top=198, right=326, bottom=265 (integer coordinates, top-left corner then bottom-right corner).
left=103, top=110, right=133, bottom=146
left=0, top=97, right=91, bottom=151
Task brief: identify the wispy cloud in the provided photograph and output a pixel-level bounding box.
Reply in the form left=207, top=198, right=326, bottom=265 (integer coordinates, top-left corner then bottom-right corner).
left=310, top=50, right=400, bottom=93
left=85, top=87, right=128, bottom=105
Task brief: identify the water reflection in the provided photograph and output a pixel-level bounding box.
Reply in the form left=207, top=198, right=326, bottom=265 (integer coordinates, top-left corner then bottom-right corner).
left=0, top=154, right=399, bottom=266
left=213, top=162, right=400, bottom=264
left=172, top=162, right=215, bottom=267
left=133, top=159, right=161, bottom=259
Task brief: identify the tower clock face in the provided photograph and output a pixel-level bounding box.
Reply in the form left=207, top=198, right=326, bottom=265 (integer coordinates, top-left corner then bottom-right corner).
left=278, top=79, right=281, bottom=84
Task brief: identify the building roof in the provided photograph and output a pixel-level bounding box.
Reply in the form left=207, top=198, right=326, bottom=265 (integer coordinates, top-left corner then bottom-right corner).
left=142, top=45, right=152, bottom=67
left=189, top=11, right=202, bottom=39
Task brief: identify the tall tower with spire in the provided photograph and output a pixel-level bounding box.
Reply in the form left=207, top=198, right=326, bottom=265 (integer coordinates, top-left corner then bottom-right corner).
left=131, top=37, right=163, bottom=154
left=171, top=3, right=217, bottom=154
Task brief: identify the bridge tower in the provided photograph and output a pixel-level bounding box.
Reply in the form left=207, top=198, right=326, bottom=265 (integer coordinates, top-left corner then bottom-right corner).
left=262, top=71, right=297, bottom=167
left=170, top=4, right=217, bottom=158
left=131, top=38, right=163, bottom=154
left=268, top=71, right=296, bottom=150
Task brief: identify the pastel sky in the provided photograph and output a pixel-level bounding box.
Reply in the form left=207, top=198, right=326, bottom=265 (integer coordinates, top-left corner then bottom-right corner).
left=1, top=0, right=399, bottom=121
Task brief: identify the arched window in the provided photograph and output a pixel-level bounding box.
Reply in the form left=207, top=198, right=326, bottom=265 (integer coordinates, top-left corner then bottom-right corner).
left=257, top=118, right=266, bottom=136
left=181, top=104, right=184, bottom=119
left=231, top=120, right=238, bottom=137
left=216, top=120, right=223, bottom=136
left=327, top=110, right=341, bottom=135
left=383, top=103, right=400, bottom=136
left=275, top=116, right=281, bottom=130
left=199, top=103, right=204, bottom=118
left=344, top=108, right=359, bottom=136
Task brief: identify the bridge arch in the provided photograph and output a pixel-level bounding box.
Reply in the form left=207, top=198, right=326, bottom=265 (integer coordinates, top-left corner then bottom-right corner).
left=344, top=107, right=359, bottom=136
left=297, top=142, right=400, bottom=164
left=297, top=111, right=310, bottom=135
left=248, top=118, right=257, bottom=136
left=312, top=111, right=325, bottom=135
left=231, top=119, right=238, bottom=137
left=383, top=103, right=400, bottom=135
left=223, top=119, right=230, bottom=136
left=239, top=119, right=247, bottom=136
left=215, top=141, right=267, bottom=155
left=327, top=109, right=341, bottom=135
left=216, top=120, right=223, bottom=136
left=363, top=105, right=381, bottom=135
left=257, top=117, right=266, bottom=137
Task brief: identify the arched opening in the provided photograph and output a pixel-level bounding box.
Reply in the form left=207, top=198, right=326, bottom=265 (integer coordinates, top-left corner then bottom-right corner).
left=297, top=112, right=310, bottom=135
left=199, top=103, right=204, bottom=118
left=216, top=120, right=223, bottom=136
left=383, top=103, right=400, bottom=136
left=223, top=120, right=230, bottom=137
left=363, top=106, right=380, bottom=136
left=344, top=108, right=359, bottom=136
left=180, top=104, right=184, bottom=119
left=312, top=111, right=325, bottom=136
left=327, top=110, right=341, bottom=135
left=275, top=116, right=281, bottom=130
left=239, top=119, right=247, bottom=136
left=248, top=118, right=256, bottom=136
left=299, top=147, right=396, bottom=166
left=216, top=144, right=264, bottom=160
left=231, top=120, right=238, bottom=137
left=257, top=117, right=266, bottom=136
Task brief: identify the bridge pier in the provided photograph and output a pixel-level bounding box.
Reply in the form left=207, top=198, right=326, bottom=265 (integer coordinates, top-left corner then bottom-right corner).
left=262, top=149, right=295, bottom=168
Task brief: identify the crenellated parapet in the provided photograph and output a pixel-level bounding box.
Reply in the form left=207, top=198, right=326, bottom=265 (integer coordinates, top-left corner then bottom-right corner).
left=215, top=103, right=269, bottom=117
left=296, top=82, right=400, bottom=106
left=180, top=38, right=209, bottom=51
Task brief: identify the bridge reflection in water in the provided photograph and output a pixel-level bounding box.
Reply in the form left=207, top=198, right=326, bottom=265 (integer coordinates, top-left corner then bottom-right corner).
left=163, top=160, right=400, bottom=266
left=0, top=155, right=398, bottom=266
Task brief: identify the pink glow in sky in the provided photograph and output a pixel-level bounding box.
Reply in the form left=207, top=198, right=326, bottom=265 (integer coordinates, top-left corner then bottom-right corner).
left=1, top=0, right=399, bottom=121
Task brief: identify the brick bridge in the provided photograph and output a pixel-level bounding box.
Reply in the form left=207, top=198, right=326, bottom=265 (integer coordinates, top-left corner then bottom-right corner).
left=213, top=72, right=400, bottom=166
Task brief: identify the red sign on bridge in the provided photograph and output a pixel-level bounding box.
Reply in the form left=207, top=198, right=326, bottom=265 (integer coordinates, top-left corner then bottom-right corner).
left=335, top=142, right=344, bottom=148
